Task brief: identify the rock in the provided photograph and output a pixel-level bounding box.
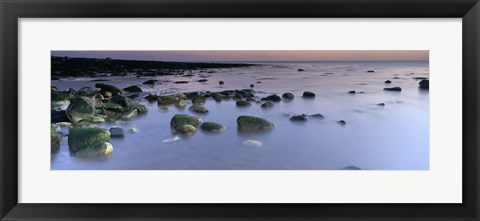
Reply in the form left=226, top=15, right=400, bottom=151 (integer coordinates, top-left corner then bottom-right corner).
left=297, top=69, right=305, bottom=72
left=145, top=94, right=158, bottom=102
left=213, top=93, right=223, bottom=102
left=384, top=80, right=392, bottom=84
left=174, top=81, right=189, bottom=84
left=65, top=97, right=96, bottom=124
left=175, top=100, right=187, bottom=108
left=282, top=92, right=294, bottom=100
left=302, top=91, right=316, bottom=98
left=198, top=79, right=208, bottom=82
left=51, top=110, right=69, bottom=123
left=377, top=103, right=385, bottom=106
left=111, top=95, right=133, bottom=109
left=243, top=140, right=263, bottom=147
left=170, top=114, right=202, bottom=131
left=237, top=115, right=276, bottom=130
left=341, top=165, right=361, bottom=170
left=310, top=113, right=325, bottom=119
left=189, top=104, right=209, bottom=114
left=77, top=87, right=96, bottom=97
left=178, top=124, right=196, bottom=134
left=142, top=79, right=156, bottom=85
left=123, top=109, right=138, bottom=119
left=348, top=91, right=356, bottom=94
left=129, top=128, right=138, bottom=133
left=419, top=79, right=429, bottom=89
left=250, top=84, right=254, bottom=88
left=367, top=70, right=375, bottom=73
left=261, top=102, right=274, bottom=109
left=413, top=77, right=428, bottom=80
left=51, top=91, right=71, bottom=110
left=123, top=85, right=143, bottom=93
left=192, top=95, right=206, bottom=105
left=51, top=124, right=61, bottom=148
left=109, top=127, right=124, bottom=137
left=158, top=105, right=169, bottom=112
left=393, top=77, right=400, bottom=79
left=219, top=81, right=224, bottom=85
left=103, top=102, right=124, bottom=114
left=262, top=94, right=281, bottom=102
left=383, top=87, right=402, bottom=91
left=175, top=93, right=187, bottom=100
left=101, top=90, right=113, bottom=98
left=78, top=116, right=105, bottom=125
left=68, top=127, right=111, bottom=153
left=290, top=114, right=309, bottom=122
left=236, top=100, right=251, bottom=107
left=157, top=96, right=179, bottom=105
left=131, top=103, right=148, bottom=114
left=337, top=120, right=347, bottom=126
left=54, top=122, right=72, bottom=128
left=95, top=83, right=121, bottom=95
left=76, top=142, right=113, bottom=158
left=200, top=122, right=226, bottom=132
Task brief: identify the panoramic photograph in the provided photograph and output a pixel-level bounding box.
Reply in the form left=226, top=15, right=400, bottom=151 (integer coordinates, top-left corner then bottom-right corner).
left=50, top=50, right=429, bottom=170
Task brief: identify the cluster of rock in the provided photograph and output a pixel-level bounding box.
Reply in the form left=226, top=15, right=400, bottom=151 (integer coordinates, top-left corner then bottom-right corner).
left=51, top=83, right=149, bottom=157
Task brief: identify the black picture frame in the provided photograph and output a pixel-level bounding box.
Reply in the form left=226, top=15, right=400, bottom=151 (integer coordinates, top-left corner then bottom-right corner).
left=1, top=0, right=479, bottom=220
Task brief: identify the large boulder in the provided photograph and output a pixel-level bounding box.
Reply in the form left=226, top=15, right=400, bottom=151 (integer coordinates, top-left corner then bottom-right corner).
left=110, top=95, right=132, bottom=108
left=419, top=79, right=429, bottom=89
left=65, top=97, right=96, bottom=124
left=282, top=92, right=294, bottom=100
left=200, top=122, right=225, bottom=132
left=170, top=114, right=202, bottom=131
left=237, top=115, right=276, bottom=130
left=95, top=83, right=121, bottom=95
left=123, top=85, right=143, bottom=93
left=68, top=127, right=111, bottom=153
left=76, top=142, right=113, bottom=158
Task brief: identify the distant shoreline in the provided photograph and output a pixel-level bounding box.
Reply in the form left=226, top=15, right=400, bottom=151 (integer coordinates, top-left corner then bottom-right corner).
left=51, top=56, right=256, bottom=79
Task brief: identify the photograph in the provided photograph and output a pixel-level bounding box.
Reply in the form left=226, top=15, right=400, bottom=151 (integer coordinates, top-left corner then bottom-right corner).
left=50, top=50, right=429, bottom=170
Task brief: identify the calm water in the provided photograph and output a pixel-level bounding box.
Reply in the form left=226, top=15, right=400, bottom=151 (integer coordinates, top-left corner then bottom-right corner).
left=51, top=61, right=429, bottom=170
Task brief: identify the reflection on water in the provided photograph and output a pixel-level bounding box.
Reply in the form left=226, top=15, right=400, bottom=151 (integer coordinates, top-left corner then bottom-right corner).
left=51, top=61, right=429, bottom=170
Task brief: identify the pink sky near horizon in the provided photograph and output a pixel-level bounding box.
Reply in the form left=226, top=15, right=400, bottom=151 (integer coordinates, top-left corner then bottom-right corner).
left=51, top=50, right=429, bottom=62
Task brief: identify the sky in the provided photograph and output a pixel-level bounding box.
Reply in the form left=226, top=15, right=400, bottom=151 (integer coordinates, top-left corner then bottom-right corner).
left=51, top=50, right=429, bottom=62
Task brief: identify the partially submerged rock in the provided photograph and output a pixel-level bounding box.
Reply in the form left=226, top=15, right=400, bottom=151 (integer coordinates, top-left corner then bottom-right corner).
left=170, top=114, right=202, bottom=131
left=189, top=104, right=209, bottom=114
left=51, top=124, right=61, bottom=148
left=262, top=94, right=281, bottom=102
left=290, top=114, right=309, bottom=122
left=219, top=81, right=225, bottom=85
left=175, top=100, right=187, bottom=108
left=142, top=79, right=156, bottom=85
left=200, top=122, right=225, bottom=132
left=384, top=80, right=392, bottom=84
left=68, top=127, right=111, bottom=153
left=348, top=91, right=356, bottom=94
left=419, top=79, right=429, bottom=89
left=192, top=95, right=206, bottom=105
left=282, top=92, right=294, bottom=100
left=310, top=113, right=325, bottom=119
left=65, top=97, right=97, bottom=124
left=237, top=115, right=276, bottom=130
left=383, top=87, right=402, bottom=91
left=123, top=85, right=143, bottom=93
left=337, top=120, right=347, bottom=126
left=76, top=142, right=113, bottom=158
left=341, top=165, right=361, bottom=170
left=297, top=69, right=305, bottom=72
left=302, top=91, right=315, bottom=98
left=178, top=124, right=196, bottom=135
left=243, top=140, right=263, bottom=147
left=111, top=95, right=133, bottom=107
left=236, top=100, right=251, bottom=107
left=261, top=102, right=274, bottom=109
left=95, top=83, right=121, bottom=95
left=157, top=96, right=179, bottom=105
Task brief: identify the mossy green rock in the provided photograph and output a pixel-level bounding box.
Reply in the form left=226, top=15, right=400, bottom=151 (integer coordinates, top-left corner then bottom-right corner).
left=192, top=95, right=206, bottom=104
left=212, top=93, right=223, bottom=102
left=261, top=102, right=274, bottom=109
left=282, top=92, right=294, bottom=100
left=200, top=122, right=225, bottom=132
left=51, top=124, right=61, bottom=148
left=51, top=91, right=72, bottom=110
left=189, top=104, right=209, bottom=114
left=175, top=100, right=187, bottom=108
left=131, top=103, right=148, bottom=114
left=123, top=85, right=143, bottom=93
left=178, top=124, right=196, bottom=134
left=236, top=100, right=251, bottom=107
left=75, top=142, right=113, bottom=158
left=95, top=83, right=121, bottom=95
left=103, top=102, right=123, bottom=113
left=237, top=115, right=276, bottom=130
left=158, top=96, right=179, bottom=105
left=68, top=127, right=111, bottom=153
left=170, top=114, right=202, bottom=131
left=110, top=95, right=132, bottom=108
left=66, top=97, right=96, bottom=124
